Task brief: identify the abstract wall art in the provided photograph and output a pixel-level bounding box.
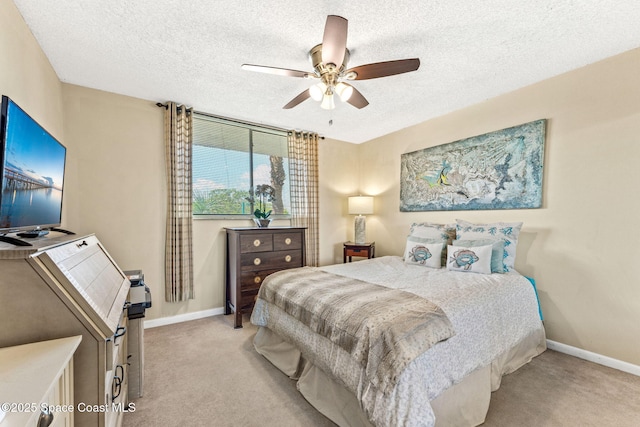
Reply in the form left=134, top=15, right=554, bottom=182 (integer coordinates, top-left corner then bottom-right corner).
left=400, top=119, right=546, bottom=211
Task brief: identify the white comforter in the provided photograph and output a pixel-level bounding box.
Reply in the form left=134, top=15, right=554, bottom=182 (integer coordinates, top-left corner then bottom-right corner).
left=252, top=256, right=544, bottom=426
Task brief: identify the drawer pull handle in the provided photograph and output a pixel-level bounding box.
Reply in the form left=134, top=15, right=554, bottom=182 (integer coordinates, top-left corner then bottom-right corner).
left=112, top=365, right=124, bottom=402
left=254, top=258, right=261, bottom=266
left=37, top=409, right=54, bottom=427
left=254, top=276, right=262, bottom=284
left=285, top=238, right=292, bottom=245
left=285, top=255, right=292, bottom=262
left=114, top=326, right=126, bottom=338
left=253, top=239, right=261, bottom=247
left=114, top=326, right=126, bottom=344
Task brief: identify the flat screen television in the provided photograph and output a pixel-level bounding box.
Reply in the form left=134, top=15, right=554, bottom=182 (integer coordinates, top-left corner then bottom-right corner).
left=0, top=95, right=67, bottom=241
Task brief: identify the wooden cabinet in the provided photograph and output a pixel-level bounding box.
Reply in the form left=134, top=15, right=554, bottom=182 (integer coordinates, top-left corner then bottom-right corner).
left=0, top=234, right=130, bottom=427
left=225, top=227, right=306, bottom=328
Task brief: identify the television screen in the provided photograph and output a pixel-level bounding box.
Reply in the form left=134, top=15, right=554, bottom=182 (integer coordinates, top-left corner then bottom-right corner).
left=0, top=95, right=66, bottom=232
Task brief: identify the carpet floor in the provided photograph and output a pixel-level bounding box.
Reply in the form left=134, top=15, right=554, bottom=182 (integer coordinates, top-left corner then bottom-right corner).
left=122, top=315, right=640, bottom=427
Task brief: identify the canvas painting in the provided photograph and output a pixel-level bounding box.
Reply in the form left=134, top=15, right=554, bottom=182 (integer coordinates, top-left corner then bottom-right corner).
left=400, top=119, right=546, bottom=211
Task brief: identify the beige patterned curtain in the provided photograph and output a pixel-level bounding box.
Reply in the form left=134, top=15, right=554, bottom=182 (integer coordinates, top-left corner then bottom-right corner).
left=287, top=131, right=320, bottom=266
left=164, top=102, right=194, bottom=302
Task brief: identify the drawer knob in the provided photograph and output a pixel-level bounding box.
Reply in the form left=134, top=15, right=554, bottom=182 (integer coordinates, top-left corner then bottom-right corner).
left=285, top=255, right=292, bottom=262
left=253, top=239, right=261, bottom=247
left=254, top=276, right=262, bottom=284
left=254, top=258, right=261, bottom=266
left=285, top=238, right=292, bottom=245
left=37, top=409, right=54, bottom=427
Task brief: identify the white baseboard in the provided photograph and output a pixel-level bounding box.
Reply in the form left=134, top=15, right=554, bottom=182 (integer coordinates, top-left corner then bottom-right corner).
left=143, top=307, right=225, bottom=329
left=546, top=339, right=640, bottom=377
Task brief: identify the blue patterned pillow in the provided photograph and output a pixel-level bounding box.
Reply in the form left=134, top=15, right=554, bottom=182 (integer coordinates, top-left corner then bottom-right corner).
left=455, top=220, right=522, bottom=272
left=446, top=244, right=492, bottom=274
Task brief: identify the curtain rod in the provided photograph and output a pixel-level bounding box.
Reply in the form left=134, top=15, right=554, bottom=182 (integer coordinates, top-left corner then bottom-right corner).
left=156, top=102, right=324, bottom=139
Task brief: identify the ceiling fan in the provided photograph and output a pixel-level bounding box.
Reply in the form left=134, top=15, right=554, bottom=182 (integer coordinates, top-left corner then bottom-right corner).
left=241, top=15, right=420, bottom=110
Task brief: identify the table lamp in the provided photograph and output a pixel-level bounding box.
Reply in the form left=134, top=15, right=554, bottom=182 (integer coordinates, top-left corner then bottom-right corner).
left=348, top=195, right=374, bottom=244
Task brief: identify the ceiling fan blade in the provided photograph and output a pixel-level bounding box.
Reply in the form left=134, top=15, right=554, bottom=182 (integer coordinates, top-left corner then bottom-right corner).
left=345, top=58, right=420, bottom=80
left=322, top=15, right=348, bottom=66
left=346, top=86, right=369, bottom=109
left=283, top=90, right=311, bottom=109
left=242, top=64, right=310, bottom=78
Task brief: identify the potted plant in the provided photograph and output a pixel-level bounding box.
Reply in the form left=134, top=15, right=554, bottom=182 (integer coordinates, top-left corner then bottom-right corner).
left=252, top=184, right=275, bottom=227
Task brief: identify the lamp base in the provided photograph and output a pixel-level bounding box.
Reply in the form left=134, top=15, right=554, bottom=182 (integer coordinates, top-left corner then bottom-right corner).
left=354, top=216, right=366, bottom=244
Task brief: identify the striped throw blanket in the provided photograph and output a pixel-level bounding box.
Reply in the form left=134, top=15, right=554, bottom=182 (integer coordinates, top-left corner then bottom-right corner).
left=257, top=267, right=455, bottom=395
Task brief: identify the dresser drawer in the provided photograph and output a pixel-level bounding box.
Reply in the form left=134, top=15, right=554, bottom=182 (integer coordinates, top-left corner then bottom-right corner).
left=239, top=272, right=275, bottom=309
left=239, top=234, right=273, bottom=253
left=240, top=249, right=303, bottom=271
left=273, top=232, right=303, bottom=250
left=239, top=292, right=259, bottom=310
left=345, top=248, right=369, bottom=257
left=240, top=269, right=279, bottom=290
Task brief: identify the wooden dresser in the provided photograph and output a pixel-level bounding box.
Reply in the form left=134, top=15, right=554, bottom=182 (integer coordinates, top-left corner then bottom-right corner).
left=225, top=227, right=306, bottom=328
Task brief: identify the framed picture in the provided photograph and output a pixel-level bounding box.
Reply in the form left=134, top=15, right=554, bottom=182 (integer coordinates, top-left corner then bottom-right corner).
left=400, top=119, right=546, bottom=211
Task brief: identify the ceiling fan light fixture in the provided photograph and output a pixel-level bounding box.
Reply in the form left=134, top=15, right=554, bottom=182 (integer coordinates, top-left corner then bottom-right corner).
left=320, top=93, right=335, bottom=110
left=243, top=15, right=420, bottom=111
left=309, top=82, right=326, bottom=101
left=335, top=82, right=353, bottom=102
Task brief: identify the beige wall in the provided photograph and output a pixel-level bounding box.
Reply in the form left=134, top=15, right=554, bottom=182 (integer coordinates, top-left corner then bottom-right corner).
left=0, top=0, right=63, bottom=136
left=357, top=48, right=640, bottom=366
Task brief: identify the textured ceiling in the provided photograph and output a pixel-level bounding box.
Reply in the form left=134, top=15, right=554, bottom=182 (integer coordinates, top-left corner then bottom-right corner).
left=12, top=1, right=640, bottom=144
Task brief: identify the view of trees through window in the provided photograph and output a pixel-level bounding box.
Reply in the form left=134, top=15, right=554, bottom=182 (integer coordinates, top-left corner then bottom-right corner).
left=191, top=114, right=290, bottom=216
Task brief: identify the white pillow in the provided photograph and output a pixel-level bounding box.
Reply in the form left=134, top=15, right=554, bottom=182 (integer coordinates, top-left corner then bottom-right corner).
left=453, top=239, right=505, bottom=273
left=446, top=244, right=493, bottom=274
left=404, top=237, right=444, bottom=268
left=455, top=219, right=522, bottom=272
left=409, top=223, right=456, bottom=265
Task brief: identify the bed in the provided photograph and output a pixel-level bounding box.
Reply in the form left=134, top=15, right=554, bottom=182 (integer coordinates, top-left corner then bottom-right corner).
left=250, top=222, right=546, bottom=427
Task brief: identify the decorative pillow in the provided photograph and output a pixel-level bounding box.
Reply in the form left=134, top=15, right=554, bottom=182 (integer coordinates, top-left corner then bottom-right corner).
left=409, top=222, right=456, bottom=242
left=453, top=239, right=505, bottom=273
left=403, top=237, right=444, bottom=268
left=409, top=223, right=456, bottom=265
left=455, top=220, right=523, bottom=272
left=446, top=244, right=492, bottom=274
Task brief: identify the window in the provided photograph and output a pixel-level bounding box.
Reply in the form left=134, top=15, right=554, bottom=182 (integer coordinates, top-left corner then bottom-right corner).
left=191, top=114, right=290, bottom=217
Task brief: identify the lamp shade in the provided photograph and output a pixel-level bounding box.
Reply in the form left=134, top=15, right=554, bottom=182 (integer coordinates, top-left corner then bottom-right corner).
left=348, top=196, right=374, bottom=215
left=320, top=93, right=335, bottom=110
left=335, top=82, right=353, bottom=102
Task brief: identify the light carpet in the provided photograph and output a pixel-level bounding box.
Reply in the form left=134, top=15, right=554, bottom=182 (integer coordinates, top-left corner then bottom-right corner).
left=122, top=315, right=640, bottom=427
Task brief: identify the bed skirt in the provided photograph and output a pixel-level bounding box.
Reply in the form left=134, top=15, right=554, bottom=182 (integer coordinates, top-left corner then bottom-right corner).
left=254, top=325, right=546, bottom=427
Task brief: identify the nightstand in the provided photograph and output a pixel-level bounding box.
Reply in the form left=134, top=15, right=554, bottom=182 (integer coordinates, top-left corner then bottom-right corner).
left=343, top=241, right=375, bottom=262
